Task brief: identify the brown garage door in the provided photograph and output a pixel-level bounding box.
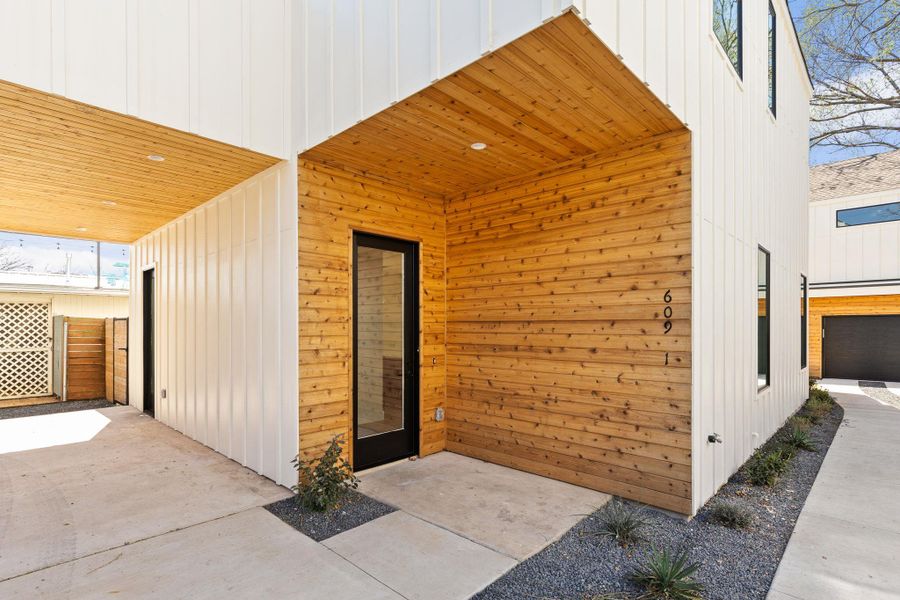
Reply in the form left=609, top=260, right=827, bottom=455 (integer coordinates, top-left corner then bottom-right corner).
left=823, top=315, right=900, bottom=382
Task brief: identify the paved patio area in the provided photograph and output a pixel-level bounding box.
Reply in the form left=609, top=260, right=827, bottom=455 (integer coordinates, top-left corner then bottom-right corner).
left=768, top=379, right=900, bottom=600
left=0, top=406, right=609, bottom=599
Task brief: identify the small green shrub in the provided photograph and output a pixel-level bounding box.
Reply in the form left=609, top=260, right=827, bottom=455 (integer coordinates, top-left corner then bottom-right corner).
left=291, top=436, right=359, bottom=512
left=708, top=500, right=753, bottom=529
left=588, top=501, right=648, bottom=547
left=630, top=547, right=704, bottom=600
left=804, top=396, right=833, bottom=423
left=808, top=386, right=834, bottom=404
left=745, top=447, right=791, bottom=486
left=782, top=426, right=817, bottom=452
left=788, top=415, right=812, bottom=431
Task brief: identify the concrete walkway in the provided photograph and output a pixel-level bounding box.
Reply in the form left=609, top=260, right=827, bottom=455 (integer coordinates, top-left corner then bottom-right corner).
left=0, top=406, right=608, bottom=599
left=768, top=380, right=900, bottom=600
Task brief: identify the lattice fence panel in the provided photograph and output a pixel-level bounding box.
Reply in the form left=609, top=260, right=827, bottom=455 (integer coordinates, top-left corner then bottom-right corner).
left=0, top=302, right=52, bottom=399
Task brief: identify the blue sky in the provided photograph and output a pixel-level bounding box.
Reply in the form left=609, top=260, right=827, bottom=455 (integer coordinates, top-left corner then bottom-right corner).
left=787, top=0, right=896, bottom=166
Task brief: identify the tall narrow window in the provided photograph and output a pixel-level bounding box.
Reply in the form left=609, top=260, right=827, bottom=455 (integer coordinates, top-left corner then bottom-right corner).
left=801, top=274, right=808, bottom=369
left=768, top=1, right=777, bottom=116
left=713, top=0, right=743, bottom=77
left=758, top=247, right=770, bottom=390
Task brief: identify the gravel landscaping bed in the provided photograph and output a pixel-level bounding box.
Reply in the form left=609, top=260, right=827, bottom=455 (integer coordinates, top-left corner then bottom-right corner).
left=265, top=490, right=396, bottom=541
left=0, top=399, right=116, bottom=420
left=476, top=402, right=844, bottom=600
left=859, top=380, right=900, bottom=409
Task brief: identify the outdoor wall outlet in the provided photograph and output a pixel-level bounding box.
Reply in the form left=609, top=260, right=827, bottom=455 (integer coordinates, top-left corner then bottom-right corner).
left=161, top=388, right=167, bottom=399
left=435, top=407, right=444, bottom=422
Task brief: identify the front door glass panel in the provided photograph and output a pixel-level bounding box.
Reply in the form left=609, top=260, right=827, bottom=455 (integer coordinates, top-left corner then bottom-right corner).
left=356, top=245, right=404, bottom=439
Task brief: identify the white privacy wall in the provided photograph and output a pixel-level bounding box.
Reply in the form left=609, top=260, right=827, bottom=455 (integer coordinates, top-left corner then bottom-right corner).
left=809, top=190, right=900, bottom=288
left=294, top=0, right=812, bottom=511
left=0, top=0, right=291, bottom=158
left=128, top=160, right=299, bottom=487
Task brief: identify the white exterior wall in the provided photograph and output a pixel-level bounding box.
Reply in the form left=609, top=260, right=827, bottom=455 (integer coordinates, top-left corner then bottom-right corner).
left=128, top=160, right=299, bottom=487
left=0, top=291, right=127, bottom=318
left=809, top=189, right=900, bottom=296
left=294, top=0, right=812, bottom=511
left=0, top=0, right=292, bottom=158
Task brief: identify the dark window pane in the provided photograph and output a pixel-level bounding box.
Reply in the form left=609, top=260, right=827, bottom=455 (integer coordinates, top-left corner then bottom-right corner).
left=801, top=275, right=807, bottom=369
left=758, top=247, right=770, bottom=390
left=768, top=2, right=776, bottom=115
left=713, top=0, right=742, bottom=77
left=836, top=201, right=900, bottom=227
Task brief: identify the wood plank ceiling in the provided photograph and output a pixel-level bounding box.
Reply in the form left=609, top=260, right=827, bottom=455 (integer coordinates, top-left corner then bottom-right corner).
left=0, top=79, right=279, bottom=243
left=301, top=10, right=685, bottom=196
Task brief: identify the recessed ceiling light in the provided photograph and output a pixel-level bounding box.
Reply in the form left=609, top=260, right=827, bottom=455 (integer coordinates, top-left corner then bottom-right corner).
left=75, top=226, right=88, bottom=232
left=147, top=154, right=165, bottom=162
left=101, top=200, right=117, bottom=206
left=470, top=142, right=487, bottom=151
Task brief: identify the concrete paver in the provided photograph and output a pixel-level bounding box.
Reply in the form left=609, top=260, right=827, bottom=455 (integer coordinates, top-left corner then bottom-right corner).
left=0, top=406, right=290, bottom=581
left=324, top=511, right=517, bottom=600
left=768, top=380, right=900, bottom=600
left=1, top=508, right=402, bottom=600
left=359, top=451, right=610, bottom=560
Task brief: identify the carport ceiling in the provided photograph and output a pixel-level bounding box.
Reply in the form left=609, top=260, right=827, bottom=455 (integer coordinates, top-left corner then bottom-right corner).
left=0, top=80, right=279, bottom=243
left=301, top=11, right=685, bottom=196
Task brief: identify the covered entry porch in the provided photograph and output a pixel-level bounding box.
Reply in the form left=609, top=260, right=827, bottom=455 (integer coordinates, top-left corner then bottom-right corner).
left=298, top=11, right=693, bottom=514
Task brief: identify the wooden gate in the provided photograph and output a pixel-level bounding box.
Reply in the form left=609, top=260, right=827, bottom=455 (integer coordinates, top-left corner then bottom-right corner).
left=105, top=317, right=128, bottom=404
left=0, top=301, right=52, bottom=399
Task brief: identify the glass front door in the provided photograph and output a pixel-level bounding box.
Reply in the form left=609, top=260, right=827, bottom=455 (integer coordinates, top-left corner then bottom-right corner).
left=352, top=233, right=419, bottom=469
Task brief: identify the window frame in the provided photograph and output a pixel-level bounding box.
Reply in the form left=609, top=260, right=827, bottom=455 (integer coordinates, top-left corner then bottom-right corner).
left=801, top=274, right=808, bottom=369
left=768, top=0, right=777, bottom=117
left=758, top=245, right=771, bottom=392
left=713, top=0, right=743, bottom=80
left=835, top=200, right=900, bottom=228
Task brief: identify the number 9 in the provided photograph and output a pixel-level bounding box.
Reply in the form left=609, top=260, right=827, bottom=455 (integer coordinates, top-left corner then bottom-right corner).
left=664, top=320, right=672, bottom=333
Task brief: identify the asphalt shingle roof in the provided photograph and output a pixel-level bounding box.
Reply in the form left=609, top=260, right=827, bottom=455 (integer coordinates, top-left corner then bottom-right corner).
left=810, top=149, right=900, bottom=202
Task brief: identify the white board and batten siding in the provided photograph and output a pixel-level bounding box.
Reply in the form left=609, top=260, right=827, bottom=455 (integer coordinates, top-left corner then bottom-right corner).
left=294, top=0, right=812, bottom=511
left=809, top=189, right=900, bottom=296
left=0, top=0, right=292, bottom=158
left=128, top=160, right=299, bottom=487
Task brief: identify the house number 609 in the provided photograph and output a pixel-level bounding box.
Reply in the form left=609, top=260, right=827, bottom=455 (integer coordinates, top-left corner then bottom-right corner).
left=663, top=289, right=673, bottom=365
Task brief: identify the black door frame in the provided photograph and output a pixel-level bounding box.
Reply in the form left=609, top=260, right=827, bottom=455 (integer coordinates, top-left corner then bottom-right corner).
left=142, top=268, right=155, bottom=417
left=352, top=232, right=420, bottom=470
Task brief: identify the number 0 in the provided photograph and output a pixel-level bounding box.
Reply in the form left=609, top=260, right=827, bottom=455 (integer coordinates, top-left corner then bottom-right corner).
left=663, top=306, right=673, bottom=318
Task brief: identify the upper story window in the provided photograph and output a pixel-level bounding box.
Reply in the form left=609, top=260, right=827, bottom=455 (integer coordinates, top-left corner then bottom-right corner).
left=0, top=231, right=129, bottom=291
left=768, top=1, right=777, bottom=116
left=836, top=201, right=900, bottom=227
left=713, top=0, right=743, bottom=78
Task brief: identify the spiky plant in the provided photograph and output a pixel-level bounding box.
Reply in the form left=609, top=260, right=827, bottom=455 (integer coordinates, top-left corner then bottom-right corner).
left=782, top=426, right=817, bottom=452
left=588, top=501, right=649, bottom=547
left=630, top=547, right=704, bottom=600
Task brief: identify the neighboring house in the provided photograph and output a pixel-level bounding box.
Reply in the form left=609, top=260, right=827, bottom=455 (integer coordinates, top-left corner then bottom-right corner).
left=808, top=150, right=900, bottom=382
left=0, top=1, right=811, bottom=515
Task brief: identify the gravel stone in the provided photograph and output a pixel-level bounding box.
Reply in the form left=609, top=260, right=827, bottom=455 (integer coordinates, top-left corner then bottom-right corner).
left=859, top=380, right=900, bottom=409
left=476, top=403, right=844, bottom=600
left=264, top=490, right=396, bottom=541
left=0, top=399, right=116, bottom=420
